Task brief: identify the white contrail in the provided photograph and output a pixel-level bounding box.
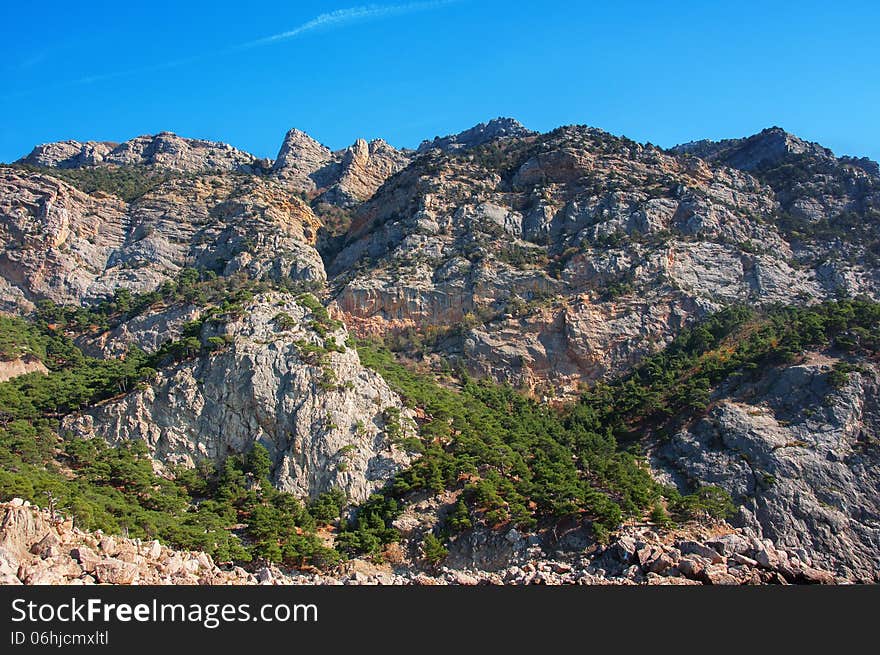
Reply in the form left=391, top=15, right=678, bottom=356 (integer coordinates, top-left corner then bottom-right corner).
left=3, top=1, right=459, bottom=98
left=244, top=1, right=456, bottom=48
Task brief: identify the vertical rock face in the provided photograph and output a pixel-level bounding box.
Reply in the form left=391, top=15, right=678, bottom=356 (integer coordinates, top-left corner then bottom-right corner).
left=652, top=355, right=880, bottom=582
left=317, top=138, right=411, bottom=206
left=0, top=168, right=128, bottom=311
left=63, top=293, right=414, bottom=502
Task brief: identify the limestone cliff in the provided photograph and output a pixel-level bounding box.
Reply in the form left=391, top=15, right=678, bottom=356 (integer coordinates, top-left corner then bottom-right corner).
left=272, top=129, right=410, bottom=206
left=330, top=126, right=871, bottom=395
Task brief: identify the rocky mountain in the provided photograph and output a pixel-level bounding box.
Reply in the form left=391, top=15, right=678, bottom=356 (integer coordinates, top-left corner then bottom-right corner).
left=16, top=140, right=117, bottom=169
left=671, top=127, right=880, bottom=274
left=671, top=126, right=836, bottom=171
left=0, top=119, right=878, bottom=584
left=330, top=125, right=878, bottom=396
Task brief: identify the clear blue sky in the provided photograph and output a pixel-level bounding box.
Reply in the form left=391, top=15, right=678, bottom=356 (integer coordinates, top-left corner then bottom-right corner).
left=1, top=1, right=879, bottom=162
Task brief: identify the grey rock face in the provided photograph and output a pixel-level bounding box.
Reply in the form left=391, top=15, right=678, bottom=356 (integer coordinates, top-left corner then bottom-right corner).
left=63, top=293, right=414, bottom=502
left=317, top=138, right=411, bottom=206
left=331, top=125, right=868, bottom=396
left=271, top=129, right=333, bottom=187
left=652, top=354, right=880, bottom=581
left=104, top=132, right=262, bottom=172
left=671, top=127, right=880, bottom=294
left=75, top=303, right=204, bottom=358
left=0, top=168, right=127, bottom=311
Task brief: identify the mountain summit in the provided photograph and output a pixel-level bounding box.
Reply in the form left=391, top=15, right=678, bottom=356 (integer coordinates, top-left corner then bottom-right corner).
left=671, top=126, right=837, bottom=170
left=417, top=117, right=535, bottom=152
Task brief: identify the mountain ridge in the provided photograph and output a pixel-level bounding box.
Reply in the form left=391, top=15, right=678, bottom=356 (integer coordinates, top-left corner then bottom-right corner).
left=1, top=118, right=878, bottom=584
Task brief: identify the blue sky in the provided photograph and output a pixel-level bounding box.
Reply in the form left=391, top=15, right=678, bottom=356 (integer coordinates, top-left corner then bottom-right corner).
left=1, top=1, right=878, bottom=162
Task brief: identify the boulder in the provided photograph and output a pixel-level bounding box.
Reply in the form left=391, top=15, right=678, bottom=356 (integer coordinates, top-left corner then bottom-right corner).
left=94, top=559, right=140, bottom=585
left=678, top=541, right=724, bottom=564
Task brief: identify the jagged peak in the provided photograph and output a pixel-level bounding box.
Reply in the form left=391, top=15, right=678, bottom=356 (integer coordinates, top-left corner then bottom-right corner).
left=272, top=128, right=332, bottom=173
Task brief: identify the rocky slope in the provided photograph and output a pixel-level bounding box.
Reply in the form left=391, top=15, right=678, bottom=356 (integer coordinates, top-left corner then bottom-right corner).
left=0, top=167, right=324, bottom=312
left=671, top=127, right=880, bottom=275
left=671, top=126, right=836, bottom=171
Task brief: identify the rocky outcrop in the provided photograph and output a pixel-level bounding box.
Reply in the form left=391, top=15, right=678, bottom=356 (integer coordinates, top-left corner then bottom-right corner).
left=434, top=522, right=839, bottom=585
left=317, top=139, right=411, bottom=206
left=0, top=168, right=324, bottom=312
left=0, top=499, right=263, bottom=585
left=0, top=168, right=127, bottom=311
left=652, top=353, right=880, bottom=582
left=417, top=117, right=535, bottom=152
left=271, top=129, right=334, bottom=188
left=17, top=132, right=263, bottom=173
left=76, top=302, right=204, bottom=358
left=17, top=140, right=116, bottom=168
left=0, top=356, right=48, bottom=383
left=63, top=293, right=415, bottom=502
left=103, top=132, right=262, bottom=172
left=672, top=127, right=880, bottom=288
